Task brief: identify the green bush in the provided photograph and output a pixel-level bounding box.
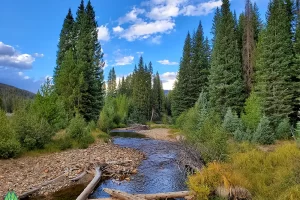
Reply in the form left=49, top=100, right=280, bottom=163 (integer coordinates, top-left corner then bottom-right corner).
left=78, top=134, right=95, bottom=149
left=222, top=107, right=242, bottom=134
left=67, top=114, right=87, bottom=139
left=241, top=92, right=262, bottom=131
left=175, top=110, right=188, bottom=129
left=0, top=110, right=21, bottom=158
left=57, top=137, right=73, bottom=150
left=275, top=118, right=291, bottom=140
left=0, top=139, right=21, bottom=159
left=13, top=110, right=54, bottom=150
left=253, top=116, right=275, bottom=145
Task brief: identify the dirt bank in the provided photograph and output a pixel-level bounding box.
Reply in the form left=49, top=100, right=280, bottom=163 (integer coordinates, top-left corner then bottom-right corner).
left=0, top=142, right=144, bottom=199
left=136, top=128, right=176, bottom=141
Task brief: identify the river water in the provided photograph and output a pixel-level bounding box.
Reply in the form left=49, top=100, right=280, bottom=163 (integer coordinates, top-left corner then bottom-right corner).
left=90, top=131, right=187, bottom=198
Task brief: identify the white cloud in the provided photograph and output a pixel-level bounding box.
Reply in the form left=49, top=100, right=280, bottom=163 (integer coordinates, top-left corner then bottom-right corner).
left=118, top=7, right=145, bottom=24
left=33, top=53, right=44, bottom=58
left=24, top=76, right=30, bottom=80
left=119, top=20, right=175, bottom=41
left=113, top=26, right=124, bottom=33
left=114, top=56, right=134, bottom=66
left=180, top=0, right=222, bottom=16
left=151, top=35, right=162, bottom=44
left=97, top=25, right=110, bottom=41
left=158, top=59, right=178, bottom=65
left=18, top=71, right=24, bottom=76
left=147, top=4, right=180, bottom=20
left=160, top=71, right=177, bottom=90
left=0, top=42, right=35, bottom=69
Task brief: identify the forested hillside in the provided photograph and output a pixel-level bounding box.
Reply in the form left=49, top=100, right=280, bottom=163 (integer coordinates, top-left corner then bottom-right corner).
left=0, top=83, right=35, bottom=113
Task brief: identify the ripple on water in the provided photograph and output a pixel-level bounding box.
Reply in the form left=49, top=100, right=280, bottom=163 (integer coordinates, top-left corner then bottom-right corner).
left=90, top=133, right=187, bottom=198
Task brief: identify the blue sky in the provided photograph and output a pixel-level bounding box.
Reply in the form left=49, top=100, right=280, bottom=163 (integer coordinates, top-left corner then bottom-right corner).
left=0, top=0, right=268, bottom=93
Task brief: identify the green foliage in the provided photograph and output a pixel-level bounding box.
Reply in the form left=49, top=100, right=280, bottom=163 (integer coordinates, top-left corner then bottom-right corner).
left=189, top=142, right=300, bottom=200
left=107, top=67, right=117, bottom=96
left=13, top=106, right=54, bottom=150
left=98, top=95, right=130, bottom=132
left=131, top=57, right=152, bottom=122
left=56, top=136, right=73, bottom=151
left=152, top=72, right=164, bottom=121
left=67, top=114, right=87, bottom=139
left=253, top=116, right=275, bottom=145
left=254, top=0, right=294, bottom=126
left=209, top=0, right=245, bottom=116
left=0, top=110, right=21, bottom=158
left=275, top=118, right=291, bottom=140
left=78, top=134, right=95, bottom=149
left=32, top=78, right=68, bottom=131
left=222, top=108, right=243, bottom=134
left=241, top=92, right=262, bottom=131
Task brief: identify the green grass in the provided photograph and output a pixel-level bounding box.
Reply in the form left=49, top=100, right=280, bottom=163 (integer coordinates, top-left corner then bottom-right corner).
left=22, top=128, right=111, bottom=157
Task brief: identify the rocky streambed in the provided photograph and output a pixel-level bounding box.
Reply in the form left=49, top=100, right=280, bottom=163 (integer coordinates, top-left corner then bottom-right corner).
left=0, top=142, right=144, bottom=199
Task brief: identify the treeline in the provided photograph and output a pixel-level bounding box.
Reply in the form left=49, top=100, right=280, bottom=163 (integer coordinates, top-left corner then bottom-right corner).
left=99, top=57, right=167, bottom=131
left=0, top=0, right=104, bottom=158
left=173, top=0, right=300, bottom=148
left=0, top=83, right=35, bottom=113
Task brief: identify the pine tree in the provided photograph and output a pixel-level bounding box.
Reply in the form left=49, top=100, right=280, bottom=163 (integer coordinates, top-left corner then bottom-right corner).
left=209, top=0, right=245, bottom=115
left=75, top=0, right=105, bottom=121
left=54, top=9, right=75, bottom=87
left=211, top=7, right=221, bottom=45
left=255, top=0, right=294, bottom=126
left=242, top=0, right=256, bottom=95
left=131, top=57, right=152, bottom=122
left=172, top=32, right=192, bottom=118
left=107, top=67, right=117, bottom=96
left=152, top=72, right=164, bottom=121
left=293, top=0, right=300, bottom=122
left=191, top=22, right=210, bottom=97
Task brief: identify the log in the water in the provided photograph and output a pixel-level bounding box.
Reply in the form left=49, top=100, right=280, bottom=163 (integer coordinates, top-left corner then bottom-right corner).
left=76, top=166, right=102, bottom=200
left=102, top=188, right=191, bottom=200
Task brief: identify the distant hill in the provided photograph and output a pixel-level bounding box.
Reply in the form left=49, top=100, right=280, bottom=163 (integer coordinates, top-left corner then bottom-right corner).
left=0, top=83, right=35, bottom=112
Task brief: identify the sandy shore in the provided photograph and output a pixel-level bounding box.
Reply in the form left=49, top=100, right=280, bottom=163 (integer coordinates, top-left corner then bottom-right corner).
left=136, top=128, right=176, bottom=141
left=0, top=142, right=144, bottom=198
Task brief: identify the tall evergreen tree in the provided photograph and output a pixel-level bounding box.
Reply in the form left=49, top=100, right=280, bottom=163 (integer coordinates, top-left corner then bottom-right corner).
left=209, top=0, right=245, bottom=115
left=107, top=67, right=117, bottom=96
left=255, top=0, right=294, bottom=125
left=293, top=0, right=300, bottom=121
left=54, top=9, right=75, bottom=87
left=75, top=0, right=104, bottom=121
left=191, top=22, right=210, bottom=96
left=151, top=72, right=164, bottom=121
left=242, top=0, right=256, bottom=95
left=172, top=32, right=192, bottom=118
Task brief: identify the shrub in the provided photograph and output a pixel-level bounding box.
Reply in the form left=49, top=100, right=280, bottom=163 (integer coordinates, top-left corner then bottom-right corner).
left=222, top=107, right=242, bottom=134
left=182, top=107, right=199, bottom=135
left=253, top=116, right=275, bottom=145
left=0, top=110, right=21, bottom=158
left=67, top=114, right=87, bottom=139
left=241, top=92, right=262, bottom=131
left=175, top=110, right=188, bottom=129
left=275, top=118, right=291, bottom=140
left=189, top=142, right=300, bottom=200
left=13, top=110, right=54, bottom=150
left=78, top=133, right=95, bottom=149
left=57, top=137, right=73, bottom=150
left=187, top=113, right=228, bottom=163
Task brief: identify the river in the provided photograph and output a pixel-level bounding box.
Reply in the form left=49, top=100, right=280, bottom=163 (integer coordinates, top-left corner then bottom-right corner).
left=32, top=130, right=187, bottom=199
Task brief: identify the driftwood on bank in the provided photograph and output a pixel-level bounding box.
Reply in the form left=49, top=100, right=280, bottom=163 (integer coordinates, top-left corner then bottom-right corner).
left=102, top=188, right=192, bottom=200
left=70, top=170, right=88, bottom=182
left=19, top=172, right=67, bottom=199
left=76, top=166, right=102, bottom=200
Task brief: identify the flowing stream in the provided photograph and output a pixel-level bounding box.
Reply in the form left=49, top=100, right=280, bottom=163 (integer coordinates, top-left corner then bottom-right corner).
left=90, top=131, right=187, bottom=198
left=31, top=131, right=187, bottom=199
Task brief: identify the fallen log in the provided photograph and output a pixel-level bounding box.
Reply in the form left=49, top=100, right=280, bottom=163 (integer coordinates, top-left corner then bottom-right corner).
left=103, top=188, right=145, bottom=200
left=76, top=166, right=102, bottom=200
left=103, top=188, right=191, bottom=200
left=70, top=171, right=88, bottom=182
left=19, top=172, right=67, bottom=199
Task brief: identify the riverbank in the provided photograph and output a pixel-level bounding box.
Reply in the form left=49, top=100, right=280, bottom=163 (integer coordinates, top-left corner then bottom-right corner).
left=0, top=141, right=144, bottom=199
